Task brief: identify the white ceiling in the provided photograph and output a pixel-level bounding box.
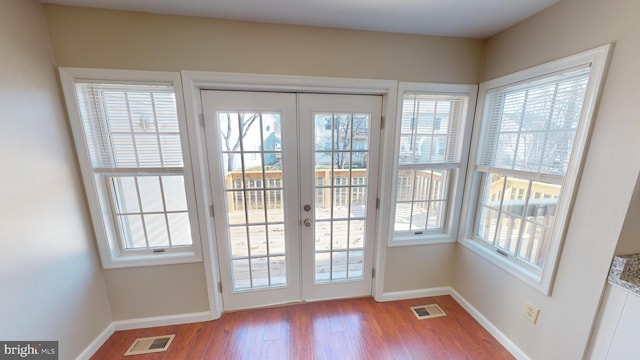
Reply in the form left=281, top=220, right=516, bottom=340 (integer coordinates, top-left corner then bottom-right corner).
left=40, top=0, right=561, bottom=39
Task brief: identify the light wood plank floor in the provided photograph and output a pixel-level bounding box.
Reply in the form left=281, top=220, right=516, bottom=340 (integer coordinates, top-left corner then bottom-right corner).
left=91, top=295, right=514, bottom=359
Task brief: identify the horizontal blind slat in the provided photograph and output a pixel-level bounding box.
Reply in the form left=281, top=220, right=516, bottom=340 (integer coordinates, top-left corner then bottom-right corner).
left=76, top=82, right=185, bottom=169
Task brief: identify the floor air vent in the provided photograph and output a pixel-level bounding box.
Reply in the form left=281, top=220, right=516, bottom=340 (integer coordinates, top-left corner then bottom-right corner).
left=124, top=334, right=175, bottom=356
left=411, top=304, right=446, bottom=320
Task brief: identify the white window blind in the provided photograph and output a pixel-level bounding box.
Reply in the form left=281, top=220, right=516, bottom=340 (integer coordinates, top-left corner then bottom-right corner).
left=479, top=65, right=591, bottom=179
left=399, top=92, right=467, bottom=167
left=76, top=83, right=184, bottom=170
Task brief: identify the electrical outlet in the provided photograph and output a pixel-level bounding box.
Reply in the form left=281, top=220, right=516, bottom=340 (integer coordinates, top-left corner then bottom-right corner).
left=523, top=303, right=540, bottom=324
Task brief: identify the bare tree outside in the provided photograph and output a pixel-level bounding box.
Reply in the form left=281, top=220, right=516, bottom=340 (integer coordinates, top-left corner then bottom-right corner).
left=316, top=114, right=369, bottom=169
left=219, top=112, right=260, bottom=171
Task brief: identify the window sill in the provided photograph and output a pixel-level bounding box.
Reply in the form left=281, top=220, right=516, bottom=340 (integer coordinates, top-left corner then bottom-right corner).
left=457, top=237, right=550, bottom=295
left=100, top=249, right=203, bottom=269
left=388, top=234, right=456, bottom=247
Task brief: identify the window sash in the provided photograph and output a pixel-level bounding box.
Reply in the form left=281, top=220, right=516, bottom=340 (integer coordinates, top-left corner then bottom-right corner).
left=478, top=65, right=591, bottom=177
left=394, top=167, right=454, bottom=234
left=473, top=170, right=561, bottom=269
left=398, top=92, right=467, bottom=166
left=76, top=82, right=185, bottom=169
left=105, top=173, right=192, bottom=252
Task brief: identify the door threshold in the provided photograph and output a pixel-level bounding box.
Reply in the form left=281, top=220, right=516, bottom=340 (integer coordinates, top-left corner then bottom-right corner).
left=222, top=295, right=374, bottom=313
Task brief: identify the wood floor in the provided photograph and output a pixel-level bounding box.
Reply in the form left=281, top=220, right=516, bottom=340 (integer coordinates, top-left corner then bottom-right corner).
left=91, top=295, right=514, bottom=359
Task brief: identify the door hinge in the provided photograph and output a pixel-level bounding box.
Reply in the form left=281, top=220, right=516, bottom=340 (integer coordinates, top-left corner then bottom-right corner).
left=376, top=197, right=380, bottom=209
left=218, top=281, right=223, bottom=293
left=372, top=268, right=376, bottom=279
left=200, top=113, right=205, bottom=128
left=380, top=116, right=385, bottom=129
left=210, top=204, right=215, bottom=218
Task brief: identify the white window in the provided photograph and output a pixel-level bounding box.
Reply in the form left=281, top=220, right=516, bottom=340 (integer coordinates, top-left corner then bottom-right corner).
left=59, top=68, right=202, bottom=268
left=460, top=45, right=610, bottom=293
left=389, top=83, right=477, bottom=245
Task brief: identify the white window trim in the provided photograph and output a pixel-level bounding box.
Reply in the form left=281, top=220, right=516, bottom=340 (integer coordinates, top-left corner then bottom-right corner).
left=59, top=68, right=204, bottom=268
left=458, top=44, right=611, bottom=294
left=386, top=82, right=477, bottom=247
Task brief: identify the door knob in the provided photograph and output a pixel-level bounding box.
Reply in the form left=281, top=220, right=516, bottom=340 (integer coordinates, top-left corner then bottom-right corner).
left=303, top=218, right=312, bottom=227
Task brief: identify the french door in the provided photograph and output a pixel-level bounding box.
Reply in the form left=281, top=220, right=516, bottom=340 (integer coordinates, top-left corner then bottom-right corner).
left=202, top=90, right=381, bottom=310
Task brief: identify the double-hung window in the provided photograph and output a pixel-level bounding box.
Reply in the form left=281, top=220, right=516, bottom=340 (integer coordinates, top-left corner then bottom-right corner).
left=389, top=83, right=477, bottom=245
left=60, top=69, right=202, bottom=268
left=460, top=45, right=610, bottom=292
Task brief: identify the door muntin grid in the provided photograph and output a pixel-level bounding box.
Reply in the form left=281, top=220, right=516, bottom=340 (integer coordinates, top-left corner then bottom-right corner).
left=217, top=111, right=287, bottom=291
left=313, top=113, right=370, bottom=283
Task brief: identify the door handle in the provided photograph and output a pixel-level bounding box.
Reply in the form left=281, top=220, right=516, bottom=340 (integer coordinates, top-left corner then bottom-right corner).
left=303, top=218, right=312, bottom=227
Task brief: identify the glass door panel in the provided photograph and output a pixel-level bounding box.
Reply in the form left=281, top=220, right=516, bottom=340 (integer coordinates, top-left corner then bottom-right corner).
left=299, top=93, right=382, bottom=301
left=219, top=111, right=286, bottom=290
left=313, top=113, right=370, bottom=282
left=202, top=91, right=299, bottom=311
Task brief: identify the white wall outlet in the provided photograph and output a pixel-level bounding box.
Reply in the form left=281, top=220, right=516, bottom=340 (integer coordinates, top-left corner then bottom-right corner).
left=524, top=303, right=540, bottom=324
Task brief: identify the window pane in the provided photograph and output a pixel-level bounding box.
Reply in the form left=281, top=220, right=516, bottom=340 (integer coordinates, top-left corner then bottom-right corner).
left=475, top=171, right=562, bottom=269
left=138, top=176, right=164, bottom=212
left=269, top=256, right=286, bottom=286
left=428, top=200, right=446, bottom=230
left=167, top=213, right=191, bottom=246
left=112, top=177, right=139, bottom=213
left=162, top=176, right=188, bottom=211
left=411, top=176, right=429, bottom=201
left=396, top=170, right=414, bottom=201
left=118, top=214, right=146, bottom=249
left=229, top=226, right=249, bottom=258
left=109, top=174, right=193, bottom=250
left=144, top=214, right=170, bottom=247
left=476, top=206, right=499, bottom=243
left=393, top=168, right=452, bottom=233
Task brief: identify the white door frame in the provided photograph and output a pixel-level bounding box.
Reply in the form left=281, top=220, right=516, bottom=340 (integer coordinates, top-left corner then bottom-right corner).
left=181, top=71, right=397, bottom=318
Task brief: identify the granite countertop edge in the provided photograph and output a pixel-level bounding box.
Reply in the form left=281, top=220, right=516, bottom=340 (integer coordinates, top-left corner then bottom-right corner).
left=608, top=254, right=640, bottom=295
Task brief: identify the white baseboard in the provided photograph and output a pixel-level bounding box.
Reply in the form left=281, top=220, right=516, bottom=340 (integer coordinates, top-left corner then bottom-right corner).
left=76, top=311, right=214, bottom=359
left=112, top=311, right=214, bottom=331
left=74, top=323, right=115, bottom=360
left=378, top=287, right=452, bottom=302
left=449, top=289, right=531, bottom=360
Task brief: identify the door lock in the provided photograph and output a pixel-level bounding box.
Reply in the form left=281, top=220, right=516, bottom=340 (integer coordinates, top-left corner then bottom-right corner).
left=303, top=204, right=311, bottom=212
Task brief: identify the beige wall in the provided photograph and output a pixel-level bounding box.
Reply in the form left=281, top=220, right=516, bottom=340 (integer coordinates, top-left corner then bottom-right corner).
left=0, top=1, right=112, bottom=358
left=384, top=244, right=454, bottom=292
left=104, top=263, right=209, bottom=320
left=41, top=5, right=483, bottom=83
left=41, top=4, right=484, bottom=311
left=615, top=175, right=640, bottom=255
left=454, top=0, right=640, bottom=358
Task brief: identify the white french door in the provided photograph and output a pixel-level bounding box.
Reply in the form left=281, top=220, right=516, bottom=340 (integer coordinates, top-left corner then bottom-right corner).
left=202, top=90, right=381, bottom=310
